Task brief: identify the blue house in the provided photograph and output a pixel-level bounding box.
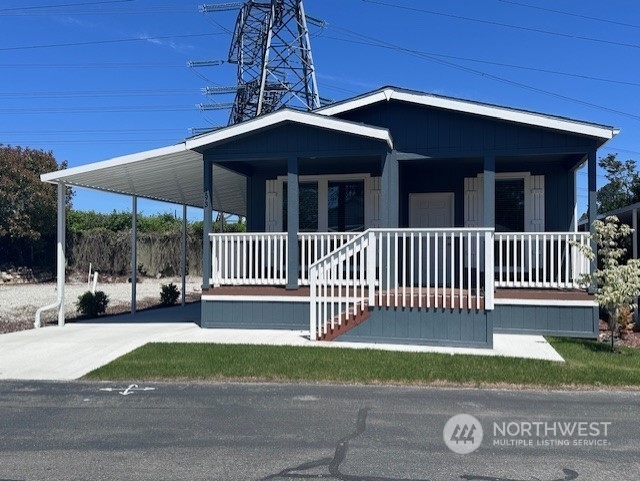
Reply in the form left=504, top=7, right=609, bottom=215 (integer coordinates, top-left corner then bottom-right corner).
left=42, top=86, right=618, bottom=347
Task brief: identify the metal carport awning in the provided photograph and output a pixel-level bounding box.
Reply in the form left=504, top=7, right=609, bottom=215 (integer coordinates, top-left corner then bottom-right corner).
left=41, top=143, right=247, bottom=217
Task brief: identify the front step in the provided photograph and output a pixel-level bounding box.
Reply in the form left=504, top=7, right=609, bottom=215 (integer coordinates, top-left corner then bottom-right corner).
left=318, top=304, right=371, bottom=341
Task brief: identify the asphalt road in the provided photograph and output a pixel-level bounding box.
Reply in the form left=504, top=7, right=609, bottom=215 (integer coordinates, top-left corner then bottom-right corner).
left=0, top=381, right=638, bottom=480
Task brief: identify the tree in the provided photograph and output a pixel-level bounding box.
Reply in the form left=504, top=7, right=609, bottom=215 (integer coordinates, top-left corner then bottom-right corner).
left=596, top=154, right=640, bottom=214
left=574, top=216, right=640, bottom=351
left=0, top=145, right=70, bottom=269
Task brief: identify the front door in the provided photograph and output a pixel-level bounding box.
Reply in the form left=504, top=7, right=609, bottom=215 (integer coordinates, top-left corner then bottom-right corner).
left=409, top=193, right=454, bottom=286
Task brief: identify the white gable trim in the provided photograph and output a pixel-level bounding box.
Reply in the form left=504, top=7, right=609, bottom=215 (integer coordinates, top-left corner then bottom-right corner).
left=318, top=88, right=618, bottom=140
left=186, top=108, right=393, bottom=151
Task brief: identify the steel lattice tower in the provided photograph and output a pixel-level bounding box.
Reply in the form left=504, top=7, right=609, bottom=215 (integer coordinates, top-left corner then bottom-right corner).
left=199, top=0, right=321, bottom=125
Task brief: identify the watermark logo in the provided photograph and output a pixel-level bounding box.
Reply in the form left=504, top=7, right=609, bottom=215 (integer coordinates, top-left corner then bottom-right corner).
left=443, top=414, right=484, bottom=454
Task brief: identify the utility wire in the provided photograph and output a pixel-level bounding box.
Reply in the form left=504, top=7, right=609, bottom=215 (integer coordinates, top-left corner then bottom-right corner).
left=497, top=0, right=640, bottom=30
left=0, top=0, right=133, bottom=12
left=325, top=24, right=640, bottom=122
left=359, top=0, right=640, bottom=50
left=0, top=32, right=225, bottom=52
left=322, top=34, right=640, bottom=89
left=0, top=62, right=185, bottom=69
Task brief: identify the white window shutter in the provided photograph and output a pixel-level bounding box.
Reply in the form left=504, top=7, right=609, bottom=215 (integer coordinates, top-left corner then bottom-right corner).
left=529, top=175, right=545, bottom=232
left=265, top=180, right=281, bottom=232
left=365, top=176, right=381, bottom=228
left=464, top=175, right=484, bottom=227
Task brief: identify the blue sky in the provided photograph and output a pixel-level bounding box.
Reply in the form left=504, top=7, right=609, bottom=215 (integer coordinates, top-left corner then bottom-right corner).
left=2, top=0, right=640, bottom=220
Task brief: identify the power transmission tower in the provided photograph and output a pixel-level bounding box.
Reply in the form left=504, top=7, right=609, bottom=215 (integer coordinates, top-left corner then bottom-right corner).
left=197, top=0, right=322, bottom=126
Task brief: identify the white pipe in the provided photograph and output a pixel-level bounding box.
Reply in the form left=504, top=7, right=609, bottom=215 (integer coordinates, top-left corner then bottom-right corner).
left=92, top=272, right=99, bottom=294
left=35, top=182, right=66, bottom=328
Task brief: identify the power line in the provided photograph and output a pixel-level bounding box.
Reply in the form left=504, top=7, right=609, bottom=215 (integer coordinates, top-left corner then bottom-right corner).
left=359, top=0, right=640, bottom=50
left=497, top=0, right=640, bottom=30
left=0, top=88, right=198, bottom=99
left=322, top=34, right=640, bottom=89
left=324, top=24, right=640, bottom=122
left=0, top=62, right=185, bottom=69
left=0, top=0, right=133, bottom=12
left=0, top=32, right=225, bottom=52
left=0, top=105, right=194, bottom=114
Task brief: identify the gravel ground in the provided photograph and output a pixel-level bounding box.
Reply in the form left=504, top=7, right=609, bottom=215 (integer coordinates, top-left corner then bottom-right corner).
left=0, top=277, right=202, bottom=333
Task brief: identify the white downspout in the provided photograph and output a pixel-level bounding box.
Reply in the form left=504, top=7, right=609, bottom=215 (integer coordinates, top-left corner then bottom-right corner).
left=35, top=182, right=66, bottom=328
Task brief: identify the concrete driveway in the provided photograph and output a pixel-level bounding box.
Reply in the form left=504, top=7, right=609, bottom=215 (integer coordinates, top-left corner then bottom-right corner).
left=0, top=302, right=564, bottom=381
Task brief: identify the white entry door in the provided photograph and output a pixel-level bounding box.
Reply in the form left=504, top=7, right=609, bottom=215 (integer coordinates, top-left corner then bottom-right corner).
left=409, top=193, right=454, bottom=286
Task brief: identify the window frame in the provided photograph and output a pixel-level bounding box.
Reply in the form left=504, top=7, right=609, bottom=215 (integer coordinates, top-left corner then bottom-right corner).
left=276, top=173, right=371, bottom=232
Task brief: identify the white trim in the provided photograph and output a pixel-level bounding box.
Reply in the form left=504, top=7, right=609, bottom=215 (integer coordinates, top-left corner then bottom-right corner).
left=186, top=108, right=393, bottom=150
left=201, top=295, right=309, bottom=303
left=494, top=298, right=597, bottom=307
left=317, top=87, right=618, bottom=140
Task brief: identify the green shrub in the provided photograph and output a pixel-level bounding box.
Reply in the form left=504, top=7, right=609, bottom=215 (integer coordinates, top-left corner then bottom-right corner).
left=160, top=283, right=180, bottom=306
left=76, top=291, right=109, bottom=318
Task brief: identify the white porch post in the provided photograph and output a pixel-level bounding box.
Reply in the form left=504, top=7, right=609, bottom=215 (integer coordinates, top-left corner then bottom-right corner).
left=57, top=182, right=66, bottom=326
left=202, top=160, right=213, bottom=289
left=483, top=155, right=495, bottom=302
left=181, top=204, right=187, bottom=307
left=286, top=155, right=299, bottom=290
left=587, top=150, right=598, bottom=293
left=131, top=195, right=137, bottom=315
left=483, top=154, right=495, bottom=228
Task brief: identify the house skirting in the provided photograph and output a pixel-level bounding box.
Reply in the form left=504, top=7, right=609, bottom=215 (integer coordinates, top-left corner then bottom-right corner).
left=200, top=292, right=598, bottom=345
left=491, top=303, right=598, bottom=338
left=200, top=297, right=309, bottom=330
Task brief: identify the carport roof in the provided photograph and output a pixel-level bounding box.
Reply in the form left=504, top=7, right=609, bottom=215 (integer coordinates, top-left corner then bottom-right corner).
left=41, top=109, right=394, bottom=216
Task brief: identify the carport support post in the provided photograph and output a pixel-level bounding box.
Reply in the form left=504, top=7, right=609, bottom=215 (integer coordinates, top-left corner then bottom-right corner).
left=131, top=196, right=137, bottom=315
left=181, top=204, right=187, bottom=307
left=286, top=156, right=299, bottom=290
left=202, top=160, right=213, bottom=290
left=57, top=182, right=66, bottom=326
left=588, top=150, right=598, bottom=294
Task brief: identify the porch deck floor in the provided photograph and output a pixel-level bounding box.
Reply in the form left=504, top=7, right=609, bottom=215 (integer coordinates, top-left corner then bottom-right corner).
left=202, top=285, right=593, bottom=303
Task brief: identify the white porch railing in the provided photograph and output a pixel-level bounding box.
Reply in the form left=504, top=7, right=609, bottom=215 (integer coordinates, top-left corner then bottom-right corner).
left=494, top=232, right=591, bottom=289
left=209, top=232, right=358, bottom=286
left=309, top=228, right=494, bottom=341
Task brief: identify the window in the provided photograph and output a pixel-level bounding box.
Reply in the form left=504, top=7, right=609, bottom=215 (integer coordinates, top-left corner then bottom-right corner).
left=282, top=182, right=318, bottom=232
left=495, top=178, right=525, bottom=232
left=328, top=181, right=364, bottom=232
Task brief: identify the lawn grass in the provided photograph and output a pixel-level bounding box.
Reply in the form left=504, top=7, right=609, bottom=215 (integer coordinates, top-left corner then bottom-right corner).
left=84, top=337, right=640, bottom=388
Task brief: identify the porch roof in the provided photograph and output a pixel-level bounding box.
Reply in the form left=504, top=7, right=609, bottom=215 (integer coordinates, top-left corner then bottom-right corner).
left=317, top=86, right=619, bottom=143
left=41, top=109, right=394, bottom=216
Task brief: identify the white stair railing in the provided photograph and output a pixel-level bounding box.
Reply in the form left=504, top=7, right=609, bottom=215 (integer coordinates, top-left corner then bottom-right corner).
left=309, top=231, right=372, bottom=341
left=495, top=232, right=590, bottom=289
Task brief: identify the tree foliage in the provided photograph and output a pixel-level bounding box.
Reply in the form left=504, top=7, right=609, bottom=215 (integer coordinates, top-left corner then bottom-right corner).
left=597, top=154, right=640, bottom=214
left=0, top=145, right=70, bottom=268
left=574, top=216, right=640, bottom=351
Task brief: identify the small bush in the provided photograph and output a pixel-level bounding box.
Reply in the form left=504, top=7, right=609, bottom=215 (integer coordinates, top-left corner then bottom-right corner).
left=76, top=291, right=109, bottom=318
left=160, top=283, right=180, bottom=306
